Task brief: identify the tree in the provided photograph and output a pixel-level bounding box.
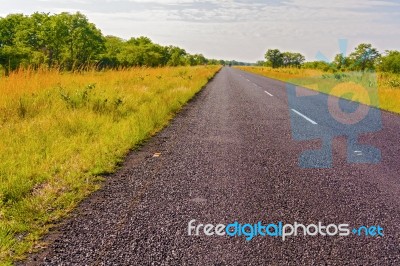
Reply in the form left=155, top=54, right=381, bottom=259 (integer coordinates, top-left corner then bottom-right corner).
left=33, top=12, right=105, bottom=69
left=281, top=52, right=305, bottom=68
left=15, top=12, right=53, bottom=68
left=0, top=11, right=219, bottom=73
left=379, top=50, right=400, bottom=73
left=58, top=12, right=105, bottom=69
left=99, top=35, right=125, bottom=68
left=0, top=14, right=31, bottom=74
left=0, top=14, right=26, bottom=47
left=265, top=49, right=283, bottom=68
left=122, top=37, right=166, bottom=67
left=332, top=53, right=350, bottom=71
left=187, top=54, right=207, bottom=66
left=349, top=43, right=380, bottom=71
left=167, top=46, right=187, bottom=66
left=292, top=53, right=305, bottom=67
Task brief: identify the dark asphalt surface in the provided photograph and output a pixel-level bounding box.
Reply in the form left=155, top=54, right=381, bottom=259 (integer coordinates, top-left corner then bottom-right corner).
left=24, top=67, right=400, bottom=265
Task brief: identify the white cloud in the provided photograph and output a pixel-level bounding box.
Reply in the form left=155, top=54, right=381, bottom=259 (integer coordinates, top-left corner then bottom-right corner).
left=1, top=0, right=399, bottom=62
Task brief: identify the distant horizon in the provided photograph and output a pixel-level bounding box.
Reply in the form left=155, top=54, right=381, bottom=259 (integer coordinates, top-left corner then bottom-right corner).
left=2, top=0, right=399, bottom=63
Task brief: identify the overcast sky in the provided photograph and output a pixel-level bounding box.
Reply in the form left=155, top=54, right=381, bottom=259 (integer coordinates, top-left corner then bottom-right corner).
left=1, top=0, right=399, bottom=62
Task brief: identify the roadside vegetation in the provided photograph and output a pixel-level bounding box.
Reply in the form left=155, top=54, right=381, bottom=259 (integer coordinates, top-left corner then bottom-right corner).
left=0, top=11, right=224, bottom=264
left=241, top=43, right=400, bottom=114
left=0, top=66, right=220, bottom=264
left=0, top=12, right=247, bottom=75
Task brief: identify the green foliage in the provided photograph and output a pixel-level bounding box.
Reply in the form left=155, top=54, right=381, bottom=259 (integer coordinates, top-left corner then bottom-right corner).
left=303, top=61, right=333, bottom=71
left=0, top=12, right=224, bottom=74
left=282, top=52, right=305, bottom=68
left=265, top=49, right=305, bottom=68
left=302, top=44, right=400, bottom=73
left=332, top=54, right=350, bottom=71
left=0, top=12, right=106, bottom=72
left=349, top=43, right=380, bottom=71
left=379, top=50, right=400, bottom=73
left=265, top=49, right=283, bottom=68
left=262, top=43, right=400, bottom=73
left=309, top=44, right=381, bottom=72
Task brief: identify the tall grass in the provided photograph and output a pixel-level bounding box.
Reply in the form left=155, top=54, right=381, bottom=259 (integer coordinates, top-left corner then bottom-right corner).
left=0, top=66, right=220, bottom=264
left=237, top=66, right=400, bottom=114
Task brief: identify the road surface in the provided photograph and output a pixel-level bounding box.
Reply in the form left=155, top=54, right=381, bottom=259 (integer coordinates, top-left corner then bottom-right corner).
left=25, top=67, right=400, bottom=265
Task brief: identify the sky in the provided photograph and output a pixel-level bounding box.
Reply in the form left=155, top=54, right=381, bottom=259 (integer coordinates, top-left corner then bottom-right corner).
left=1, top=0, right=399, bottom=62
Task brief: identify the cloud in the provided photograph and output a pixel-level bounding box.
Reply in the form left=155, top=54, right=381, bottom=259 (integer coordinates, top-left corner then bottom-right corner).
left=1, top=0, right=399, bottom=62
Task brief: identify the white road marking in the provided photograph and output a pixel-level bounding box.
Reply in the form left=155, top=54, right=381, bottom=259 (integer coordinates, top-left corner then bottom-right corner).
left=264, top=90, right=273, bottom=97
left=291, top=109, right=318, bottom=125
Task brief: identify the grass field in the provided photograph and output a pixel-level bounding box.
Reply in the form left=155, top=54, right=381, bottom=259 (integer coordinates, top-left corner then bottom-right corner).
left=0, top=66, right=220, bottom=264
left=237, top=66, right=400, bottom=114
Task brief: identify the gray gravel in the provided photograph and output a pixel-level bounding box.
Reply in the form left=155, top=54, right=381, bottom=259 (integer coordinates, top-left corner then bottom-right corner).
left=23, top=67, right=400, bottom=265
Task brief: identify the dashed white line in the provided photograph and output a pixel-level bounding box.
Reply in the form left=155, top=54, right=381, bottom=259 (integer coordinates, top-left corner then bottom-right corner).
left=291, top=109, right=318, bottom=125
left=241, top=75, right=273, bottom=97
left=264, top=90, right=273, bottom=97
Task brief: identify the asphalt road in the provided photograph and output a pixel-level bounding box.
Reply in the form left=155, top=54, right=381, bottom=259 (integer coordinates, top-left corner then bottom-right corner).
left=25, top=67, right=400, bottom=265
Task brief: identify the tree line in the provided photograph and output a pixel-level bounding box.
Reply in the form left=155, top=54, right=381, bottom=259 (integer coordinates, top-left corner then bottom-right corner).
left=258, top=44, right=400, bottom=73
left=0, top=12, right=248, bottom=75
left=262, top=49, right=305, bottom=68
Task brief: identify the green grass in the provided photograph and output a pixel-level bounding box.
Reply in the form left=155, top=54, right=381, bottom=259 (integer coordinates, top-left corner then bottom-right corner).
left=0, top=66, right=221, bottom=264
